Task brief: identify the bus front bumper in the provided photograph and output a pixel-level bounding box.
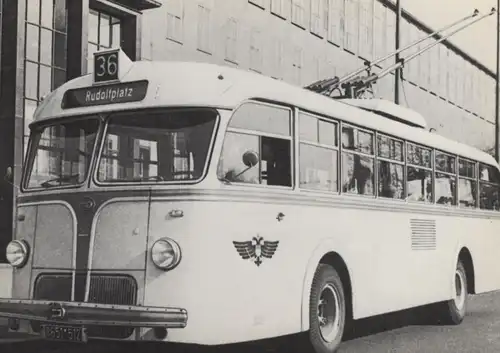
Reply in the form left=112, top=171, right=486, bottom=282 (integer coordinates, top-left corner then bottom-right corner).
left=0, top=298, right=188, bottom=329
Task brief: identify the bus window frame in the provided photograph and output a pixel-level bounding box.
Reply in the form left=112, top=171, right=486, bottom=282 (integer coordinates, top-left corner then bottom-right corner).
left=434, top=149, right=459, bottom=208
left=21, top=114, right=105, bottom=193
left=217, top=99, right=295, bottom=191
left=457, top=157, right=479, bottom=209
left=296, top=110, right=340, bottom=195
left=477, top=162, right=500, bottom=211
left=405, top=141, right=434, bottom=205
left=92, top=107, right=221, bottom=188
left=375, top=132, right=407, bottom=201
left=339, top=121, right=377, bottom=199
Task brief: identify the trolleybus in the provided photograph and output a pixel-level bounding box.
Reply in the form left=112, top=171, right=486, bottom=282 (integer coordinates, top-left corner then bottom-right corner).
left=1, top=48, right=500, bottom=353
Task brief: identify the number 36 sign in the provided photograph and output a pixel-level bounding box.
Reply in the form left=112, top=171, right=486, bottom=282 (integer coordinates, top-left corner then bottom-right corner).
left=93, top=48, right=133, bottom=85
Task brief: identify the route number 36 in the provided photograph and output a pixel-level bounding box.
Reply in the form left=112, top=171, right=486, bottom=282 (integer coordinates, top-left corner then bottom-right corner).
left=94, top=52, right=119, bottom=83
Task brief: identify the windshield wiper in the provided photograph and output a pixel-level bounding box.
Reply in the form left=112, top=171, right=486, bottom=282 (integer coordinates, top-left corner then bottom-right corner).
left=40, top=173, right=81, bottom=188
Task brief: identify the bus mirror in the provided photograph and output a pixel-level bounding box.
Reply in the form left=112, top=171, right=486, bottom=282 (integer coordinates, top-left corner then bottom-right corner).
left=242, top=151, right=259, bottom=168
left=5, top=167, right=13, bottom=183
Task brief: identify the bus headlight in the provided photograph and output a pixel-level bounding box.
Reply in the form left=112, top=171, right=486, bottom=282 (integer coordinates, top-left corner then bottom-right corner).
left=6, top=240, right=30, bottom=268
left=151, top=238, right=181, bottom=270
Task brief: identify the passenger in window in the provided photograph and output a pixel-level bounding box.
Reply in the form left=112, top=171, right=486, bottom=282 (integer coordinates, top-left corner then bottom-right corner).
left=262, top=137, right=292, bottom=187
left=407, top=168, right=432, bottom=202
left=345, top=154, right=372, bottom=195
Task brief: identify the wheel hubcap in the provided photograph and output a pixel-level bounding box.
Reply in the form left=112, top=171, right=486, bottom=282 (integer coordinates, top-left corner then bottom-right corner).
left=454, top=270, right=466, bottom=310
left=317, top=284, right=341, bottom=343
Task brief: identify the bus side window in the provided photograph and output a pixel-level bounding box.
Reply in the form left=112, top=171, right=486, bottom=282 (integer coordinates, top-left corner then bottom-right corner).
left=435, top=151, right=457, bottom=206
left=478, top=164, right=500, bottom=211
left=458, top=158, right=477, bottom=208
left=406, top=143, right=433, bottom=203
left=377, top=134, right=405, bottom=199
left=298, top=112, right=339, bottom=192
left=341, top=125, right=375, bottom=196
left=218, top=102, right=292, bottom=187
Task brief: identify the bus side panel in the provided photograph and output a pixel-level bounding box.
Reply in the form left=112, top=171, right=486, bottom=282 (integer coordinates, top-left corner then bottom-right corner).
left=143, top=199, right=306, bottom=345
left=297, top=202, right=454, bottom=322
left=462, top=217, right=500, bottom=294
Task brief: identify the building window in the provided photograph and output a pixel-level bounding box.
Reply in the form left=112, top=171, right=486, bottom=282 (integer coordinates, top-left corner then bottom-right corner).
left=271, top=0, right=287, bottom=19
left=249, top=28, right=262, bottom=73
left=87, top=10, right=121, bottom=73
left=327, top=0, right=344, bottom=46
left=24, top=0, right=68, bottom=156
left=358, top=0, right=372, bottom=60
left=197, top=5, right=211, bottom=54
left=385, top=9, right=395, bottom=57
left=271, top=38, right=283, bottom=80
left=310, top=0, right=322, bottom=37
left=447, top=51, right=456, bottom=102
left=87, top=9, right=121, bottom=74
left=439, top=46, right=448, bottom=98
left=292, top=0, right=306, bottom=28
left=344, top=0, right=359, bottom=54
left=429, top=47, right=439, bottom=93
left=323, top=0, right=329, bottom=34
left=455, top=57, right=463, bottom=104
left=225, top=18, right=238, bottom=64
left=292, top=46, right=303, bottom=85
left=372, top=2, right=385, bottom=59
left=166, top=0, right=183, bottom=44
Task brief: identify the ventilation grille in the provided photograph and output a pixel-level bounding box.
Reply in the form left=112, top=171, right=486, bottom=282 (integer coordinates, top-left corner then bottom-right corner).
left=410, top=219, right=436, bottom=251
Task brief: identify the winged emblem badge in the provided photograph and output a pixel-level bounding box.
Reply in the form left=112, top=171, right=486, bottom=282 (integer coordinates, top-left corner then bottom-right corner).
left=233, top=236, right=279, bottom=267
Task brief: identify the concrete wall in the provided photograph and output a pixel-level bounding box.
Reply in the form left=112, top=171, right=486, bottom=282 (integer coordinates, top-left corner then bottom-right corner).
left=139, top=0, right=496, bottom=151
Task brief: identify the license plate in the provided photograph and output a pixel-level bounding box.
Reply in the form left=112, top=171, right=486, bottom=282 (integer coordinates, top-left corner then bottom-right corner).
left=41, top=324, right=87, bottom=343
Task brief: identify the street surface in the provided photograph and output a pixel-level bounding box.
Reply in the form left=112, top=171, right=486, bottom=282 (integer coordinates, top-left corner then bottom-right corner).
left=3, top=291, right=500, bottom=353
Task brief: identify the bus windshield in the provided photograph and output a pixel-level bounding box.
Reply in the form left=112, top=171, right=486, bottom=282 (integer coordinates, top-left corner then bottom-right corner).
left=25, top=117, right=100, bottom=189
left=96, top=108, right=217, bottom=183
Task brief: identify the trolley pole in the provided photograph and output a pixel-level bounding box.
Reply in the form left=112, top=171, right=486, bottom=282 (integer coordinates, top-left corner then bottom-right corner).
left=496, top=0, right=500, bottom=162
left=395, top=0, right=402, bottom=104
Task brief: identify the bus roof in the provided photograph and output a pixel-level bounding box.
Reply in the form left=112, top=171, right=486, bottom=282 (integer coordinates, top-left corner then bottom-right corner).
left=34, top=60, right=498, bottom=167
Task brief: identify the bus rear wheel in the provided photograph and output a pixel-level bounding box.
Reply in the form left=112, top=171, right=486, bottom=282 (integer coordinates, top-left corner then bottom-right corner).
left=440, top=260, right=468, bottom=325
left=307, top=264, right=346, bottom=353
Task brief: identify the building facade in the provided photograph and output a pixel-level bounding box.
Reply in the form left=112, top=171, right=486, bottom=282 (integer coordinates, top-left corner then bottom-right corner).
left=0, top=0, right=496, bottom=267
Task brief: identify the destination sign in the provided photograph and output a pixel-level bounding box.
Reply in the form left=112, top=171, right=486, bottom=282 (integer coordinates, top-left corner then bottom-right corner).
left=62, top=80, right=149, bottom=109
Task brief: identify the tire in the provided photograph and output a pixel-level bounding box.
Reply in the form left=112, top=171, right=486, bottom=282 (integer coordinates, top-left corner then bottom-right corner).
left=307, top=263, right=346, bottom=353
left=440, top=260, right=468, bottom=325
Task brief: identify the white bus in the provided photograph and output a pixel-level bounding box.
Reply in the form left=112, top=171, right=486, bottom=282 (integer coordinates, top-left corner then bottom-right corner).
left=1, top=48, right=500, bottom=353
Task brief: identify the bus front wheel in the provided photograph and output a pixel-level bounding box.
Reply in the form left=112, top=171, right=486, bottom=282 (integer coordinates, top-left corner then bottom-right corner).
left=307, top=263, right=346, bottom=353
left=440, top=260, right=468, bottom=325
